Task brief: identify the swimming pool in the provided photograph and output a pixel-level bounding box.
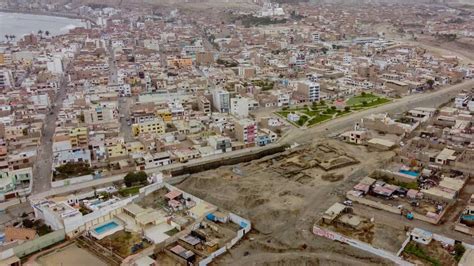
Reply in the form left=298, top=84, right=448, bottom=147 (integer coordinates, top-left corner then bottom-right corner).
left=399, top=170, right=419, bottom=177
left=94, top=221, right=119, bottom=234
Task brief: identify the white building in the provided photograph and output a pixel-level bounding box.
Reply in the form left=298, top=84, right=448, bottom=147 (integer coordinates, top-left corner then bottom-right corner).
left=0, top=167, right=33, bottom=200
left=230, top=96, right=250, bottom=118
left=0, top=69, right=13, bottom=89
left=312, top=32, right=321, bottom=43
left=297, top=81, right=320, bottom=102
left=53, top=148, right=92, bottom=168
left=144, top=39, right=160, bottom=51
left=46, top=55, right=64, bottom=74
left=455, top=93, right=472, bottom=109
left=29, top=94, right=50, bottom=108
left=212, top=89, right=230, bottom=113
left=143, top=152, right=171, bottom=169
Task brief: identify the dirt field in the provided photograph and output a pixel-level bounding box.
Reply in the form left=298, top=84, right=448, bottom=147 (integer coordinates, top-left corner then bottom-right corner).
left=177, top=138, right=396, bottom=265
left=37, top=243, right=107, bottom=266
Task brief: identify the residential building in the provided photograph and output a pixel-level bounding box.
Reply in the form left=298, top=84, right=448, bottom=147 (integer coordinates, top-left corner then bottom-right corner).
left=212, top=89, right=230, bottom=113
left=235, top=119, right=257, bottom=146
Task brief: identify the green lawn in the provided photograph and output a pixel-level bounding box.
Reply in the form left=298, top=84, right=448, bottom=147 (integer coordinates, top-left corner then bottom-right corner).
left=322, top=108, right=337, bottom=115
left=363, top=97, right=391, bottom=107
left=307, top=115, right=332, bottom=126
left=276, top=94, right=390, bottom=128
left=118, top=186, right=142, bottom=197
left=296, top=115, right=309, bottom=126
left=403, top=242, right=441, bottom=266
left=346, top=93, right=378, bottom=106
left=336, top=110, right=352, bottom=117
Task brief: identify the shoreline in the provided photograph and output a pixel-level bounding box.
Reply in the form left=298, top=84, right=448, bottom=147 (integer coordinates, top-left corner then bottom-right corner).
left=0, top=8, right=96, bottom=25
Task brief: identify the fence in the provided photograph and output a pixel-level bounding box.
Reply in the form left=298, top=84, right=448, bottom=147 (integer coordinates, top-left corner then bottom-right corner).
left=51, top=174, right=94, bottom=188
left=12, top=229, right=66, bottom=258
left=313, top=225, right=413, bottom=266
left=138, top=182, right=164, bottom=196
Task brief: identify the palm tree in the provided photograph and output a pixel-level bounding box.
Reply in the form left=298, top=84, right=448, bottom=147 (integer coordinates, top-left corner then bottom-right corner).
left=45, top=31, right=50, bottom=37
left=9, top=35, right=15, bottom=42
left=37, top=30, right=43, bottom=38
left=4, top=35, right=9, bottom=42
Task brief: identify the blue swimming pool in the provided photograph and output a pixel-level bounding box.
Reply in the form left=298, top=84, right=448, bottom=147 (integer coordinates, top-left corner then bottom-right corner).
left=461, top=214, right=474, bottom=221
left=94, top=221, right=119, bottom=234
left=399, top=170, right=419, bottom=177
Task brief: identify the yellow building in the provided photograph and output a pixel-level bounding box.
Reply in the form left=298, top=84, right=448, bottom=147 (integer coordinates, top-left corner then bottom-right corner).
left=107, top=143, right=128, bottom=158
left=167, top=57, right=193, bottom=69
left=126, top=141, right=145, bottom=154
left=69, top=127, right=88, bottom=147
left=132, top=118, right=165, bottom=137
left=156, top=109, right=172, bottom=122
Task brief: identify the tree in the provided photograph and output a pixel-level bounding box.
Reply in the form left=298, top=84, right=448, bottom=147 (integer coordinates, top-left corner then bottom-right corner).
left=331, top=106, right=337, bottom=110
left=361, top=91, right=366, bottom=96
left=362, top=100, right=368, bottom=106
left=38, top=30, right=43, bottom=36
left=4, top=35, right=9, bottom=41
left=22, top=219, right=34, bottom=228
left=426, top=79, right=434, bottom=89
left=320, top=100, right=325, bottom=105
left=344, top=106, right=350, bottom=112
left=124, top=171, right=148, bottom=187
left=45, top=31, right=50, bottom=37
left=454, top=243, right=465, bottom=261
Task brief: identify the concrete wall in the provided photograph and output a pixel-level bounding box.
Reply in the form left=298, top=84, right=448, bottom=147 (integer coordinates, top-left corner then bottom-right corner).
left=374, top=169, right=417, bottom=184
left=51, top=174, right=94, bottom=188
left=454, top=223, right=474, bottom=236
left=346, top=193, right=402, bottom=214
left=313, top=225, right=413, bottom=266
left=169, top=145, right=285, bottom=176
left=12, top=229, right=65, bottom=258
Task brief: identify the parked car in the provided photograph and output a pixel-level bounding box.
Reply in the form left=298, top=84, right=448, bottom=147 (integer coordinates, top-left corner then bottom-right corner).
left=343, top=200, right=353, bottom=206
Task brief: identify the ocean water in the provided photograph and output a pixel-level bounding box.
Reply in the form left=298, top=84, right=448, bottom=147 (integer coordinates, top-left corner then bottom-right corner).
left=0, top=12, right=86, bottom=41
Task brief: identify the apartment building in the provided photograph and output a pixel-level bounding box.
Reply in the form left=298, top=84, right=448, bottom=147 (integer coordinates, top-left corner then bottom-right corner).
left=84, top=105, right=118, bottom=124
left=230, top=96, right=250, bottom=118
left=235, top=119, right=257, bottom=147
left=296, top=81, right=320, bottom=102
left=0, top=167, right=33, bottom=199
left=69, top=127, right=89, bottom=148
left=198, top=95, right=211, bottom=115
left=212, top=89, right=230, bottom=113
left=132, top=118, right=165, bottom=137
left=53, top=148, right=92, bottom=168
left=208, top=135, right=232, bottom=153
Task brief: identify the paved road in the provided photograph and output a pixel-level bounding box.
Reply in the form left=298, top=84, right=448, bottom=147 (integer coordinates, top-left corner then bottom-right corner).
left=281, top=79, right=474, bottom=145
left=119, top=97, right=134, bottom=142
left=107, top=42, right=134, bottom=142
left=31, top=73, right=69, bottom=194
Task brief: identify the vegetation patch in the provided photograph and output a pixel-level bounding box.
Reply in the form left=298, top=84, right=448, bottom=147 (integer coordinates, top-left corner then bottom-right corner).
left=235, top=15, right=287, bottom=27
left=307, top=115, right=332, bottom=126
left=53, top=162, right=93, bottom=180
left=252, top=79, right=275, bottom=91
left=404, top=242, right=441, bottom=266
left=118, top=185, right=143, bottom=197
left=123, top=171, right=148, bottom=187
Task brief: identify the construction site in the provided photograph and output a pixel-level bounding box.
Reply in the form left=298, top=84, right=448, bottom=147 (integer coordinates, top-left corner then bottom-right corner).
left=177, top=138, right=396, bottom=265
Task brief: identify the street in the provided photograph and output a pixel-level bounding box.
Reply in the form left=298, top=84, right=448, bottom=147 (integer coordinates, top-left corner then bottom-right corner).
left=31, top=72, right=69, bottom=194
left=108, top=41, right=134, bottom=142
